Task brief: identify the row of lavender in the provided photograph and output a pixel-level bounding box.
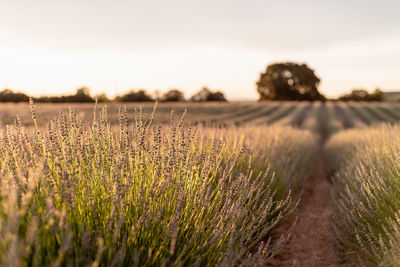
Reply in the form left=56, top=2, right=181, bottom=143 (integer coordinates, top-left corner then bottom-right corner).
left=1, top=101, right=400, bottom=131
left=0, top=102, right=318, bottom=266
left=326, top=125, right=400, bottom=266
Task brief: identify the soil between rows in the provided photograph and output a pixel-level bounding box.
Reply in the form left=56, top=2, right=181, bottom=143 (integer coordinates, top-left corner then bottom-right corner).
left=267, top=104, right=346, bottom=267
left=267, top=152, right=342, bottom=266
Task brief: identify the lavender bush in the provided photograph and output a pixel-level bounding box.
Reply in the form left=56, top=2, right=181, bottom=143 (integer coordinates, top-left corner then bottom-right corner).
left=0, top=101, right=318, bottom=266
left=326, top=125, right=400, bottom=266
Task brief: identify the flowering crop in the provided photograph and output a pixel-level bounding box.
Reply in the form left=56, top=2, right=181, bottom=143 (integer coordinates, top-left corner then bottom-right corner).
left=0, top=101, right=318, bottom=266
left=326, top=124, right=400, bottom=266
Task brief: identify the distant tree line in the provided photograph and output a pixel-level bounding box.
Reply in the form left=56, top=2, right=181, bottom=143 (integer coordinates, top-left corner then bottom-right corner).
left=33, top=87, right=95, bottom=103
left=338, top=88, right=384, bottom=102
left=0, top=86, right=227, bottom=103
left=0, top=89, right=30, bottom=102
left=255, top=61, right=388, bottom=102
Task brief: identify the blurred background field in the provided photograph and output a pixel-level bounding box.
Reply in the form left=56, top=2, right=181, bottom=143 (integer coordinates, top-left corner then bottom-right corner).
left=3, top=101, right=400, bottom=136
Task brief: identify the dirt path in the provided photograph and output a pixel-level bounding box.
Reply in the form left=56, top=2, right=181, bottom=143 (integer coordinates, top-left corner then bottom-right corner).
left=268, top=104, right=343, bottom=267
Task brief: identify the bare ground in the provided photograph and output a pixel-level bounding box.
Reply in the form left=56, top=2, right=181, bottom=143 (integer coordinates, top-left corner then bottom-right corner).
left=267, top=104, right=345, bottom=267
left=267, top=154, right=342, bottom=266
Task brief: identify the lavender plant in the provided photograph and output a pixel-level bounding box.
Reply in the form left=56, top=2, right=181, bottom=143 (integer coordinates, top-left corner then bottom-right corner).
left=0, top=101, right=317, bottom=266
left=326, top=125, right=400, bottom=266
left=209, top=125, right=318, bottom=195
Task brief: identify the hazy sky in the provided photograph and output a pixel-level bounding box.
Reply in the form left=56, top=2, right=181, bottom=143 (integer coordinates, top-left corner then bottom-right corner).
left=1, top=0, right=400, bottom=100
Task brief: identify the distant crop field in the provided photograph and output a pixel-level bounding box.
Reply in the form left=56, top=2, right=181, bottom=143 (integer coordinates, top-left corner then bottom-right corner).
left=0, top=101, right=399, bottom=266
left=2, top=101, right=400, bottom=133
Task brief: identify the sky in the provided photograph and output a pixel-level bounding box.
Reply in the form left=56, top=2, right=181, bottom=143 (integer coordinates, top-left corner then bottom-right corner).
left=0, top=0, right=400, bottom=101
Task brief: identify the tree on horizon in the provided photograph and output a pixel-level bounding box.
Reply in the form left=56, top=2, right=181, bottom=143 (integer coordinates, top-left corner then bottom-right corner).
left=256, top=62, right=325, bottom=101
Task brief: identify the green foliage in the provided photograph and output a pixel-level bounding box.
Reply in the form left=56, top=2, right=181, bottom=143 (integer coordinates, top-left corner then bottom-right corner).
left=326, top=125, right=400, bottom=266
left=190, top=87, right=227, bottom=102
left=256, top=62, right=325, bottom=101
left=161, top=89, right=185, bottom=102
left=0, top=101, right=318, bottom=266
left=95, top=93, right=111, bottom=103
left=34, top=87, right=95, bottom=103
left=116, top=89, right=154, bottom=102
left=338, top=88, right=384, bottom=102
left=75, top=86, right=91, bottom=96
left=0, top=89, right=30, bottom=102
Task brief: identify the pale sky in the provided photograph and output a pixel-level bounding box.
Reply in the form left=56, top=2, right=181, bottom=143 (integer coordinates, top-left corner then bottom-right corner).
left=1, top=0, right=400, bottom=100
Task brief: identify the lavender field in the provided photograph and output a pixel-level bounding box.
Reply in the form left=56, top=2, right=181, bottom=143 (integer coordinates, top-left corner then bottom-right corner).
left=0, top=101, right=399, bottom=266
left=2, top=101, right=400, bottom=130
